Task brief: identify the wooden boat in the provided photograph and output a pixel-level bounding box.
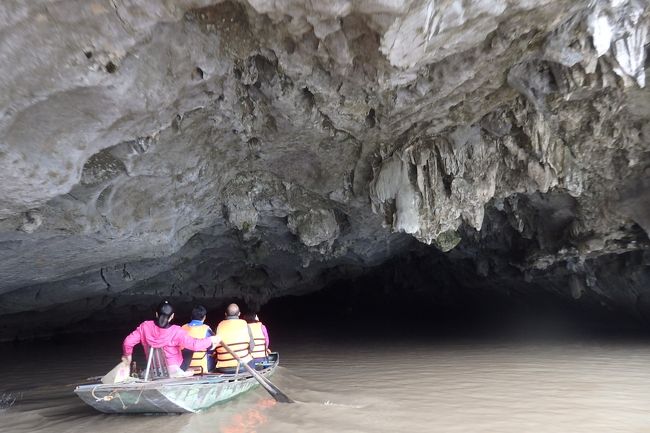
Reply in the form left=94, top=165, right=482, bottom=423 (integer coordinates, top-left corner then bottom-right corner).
left=74, top=353, right=279, bottom=414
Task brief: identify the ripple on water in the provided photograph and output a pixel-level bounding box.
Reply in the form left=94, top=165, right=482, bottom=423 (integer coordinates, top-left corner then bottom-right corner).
left=1, top=339, right=650, bottom=433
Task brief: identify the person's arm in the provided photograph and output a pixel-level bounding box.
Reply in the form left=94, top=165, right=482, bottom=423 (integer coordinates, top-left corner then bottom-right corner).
left=121, top=325, right=142, bottom=364
left=177, top=330, right=219, bottom=352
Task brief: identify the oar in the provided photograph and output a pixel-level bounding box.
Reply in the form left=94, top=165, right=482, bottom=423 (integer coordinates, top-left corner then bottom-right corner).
left=66, top=376, right=104, bottom=386
left=219, top=341, right=293, bottom=403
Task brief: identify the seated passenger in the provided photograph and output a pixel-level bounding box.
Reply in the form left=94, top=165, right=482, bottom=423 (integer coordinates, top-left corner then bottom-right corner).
left=244, top=312, right=270, bottom=366
left=214, top=303, right=255, bottom=374
left=122, top=300, right=221, bottom=378
left=181, top=305, right=215, bottom=374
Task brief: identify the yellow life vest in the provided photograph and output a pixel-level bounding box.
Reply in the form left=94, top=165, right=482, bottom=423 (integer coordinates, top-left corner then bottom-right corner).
left=215, top=319, right=253, bottom=368
left=181, top=323, right=212, bottom=373
left=248, top=322, right=269, bottom=359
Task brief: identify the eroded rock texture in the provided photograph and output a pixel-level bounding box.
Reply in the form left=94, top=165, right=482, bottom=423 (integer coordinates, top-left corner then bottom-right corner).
left=0, top=0, right=648, bottom=338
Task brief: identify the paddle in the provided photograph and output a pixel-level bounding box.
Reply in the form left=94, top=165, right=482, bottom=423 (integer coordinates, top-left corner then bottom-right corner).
left=219, top=341, right=293, bottom=403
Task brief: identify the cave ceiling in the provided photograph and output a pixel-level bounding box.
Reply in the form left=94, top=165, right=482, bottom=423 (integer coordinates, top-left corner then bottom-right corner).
left=0, top=0, right=648, bottom=338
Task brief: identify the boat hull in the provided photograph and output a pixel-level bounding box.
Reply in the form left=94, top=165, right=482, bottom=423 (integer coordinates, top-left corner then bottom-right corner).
left=74, top=354, right=278, bottom=414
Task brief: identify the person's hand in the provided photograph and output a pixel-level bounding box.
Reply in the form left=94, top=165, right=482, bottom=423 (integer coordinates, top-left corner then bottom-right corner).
left=210, top=335, right=221, bottom=349
left=121, top=355, right=132, bottom=366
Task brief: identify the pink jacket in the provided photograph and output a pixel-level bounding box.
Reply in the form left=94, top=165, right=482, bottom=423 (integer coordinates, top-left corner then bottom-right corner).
left=123, top=320, right=213, bottom=368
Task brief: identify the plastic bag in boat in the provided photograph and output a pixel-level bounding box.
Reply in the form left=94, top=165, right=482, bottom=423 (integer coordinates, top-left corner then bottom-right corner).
left=101, top=363, right=131, bottom=384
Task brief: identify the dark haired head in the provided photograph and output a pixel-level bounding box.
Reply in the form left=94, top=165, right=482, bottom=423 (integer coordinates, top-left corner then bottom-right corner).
left=155, top=300, right=174, bottom=328
left=191, top=305, right=207, bottom=321
left=242, top=312, right=258, bottom=323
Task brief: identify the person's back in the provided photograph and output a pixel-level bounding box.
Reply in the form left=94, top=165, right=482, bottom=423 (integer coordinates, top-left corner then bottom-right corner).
left=122, top=301, right=220, bottom=377
left=181, top=305, right=214, bottom=373
left=130, top=321, right=191, bottom=365
left=214, top=303, right=254, bottom=373
left=244, top=313, right=270, bottom=362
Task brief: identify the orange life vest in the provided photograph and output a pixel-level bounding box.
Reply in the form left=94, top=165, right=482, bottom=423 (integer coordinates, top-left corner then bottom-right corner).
left=181, top=323, right=212, bottom=373
left=248, top=322, right=269, bottom=359
left=215, top=319, right=253, bottom=368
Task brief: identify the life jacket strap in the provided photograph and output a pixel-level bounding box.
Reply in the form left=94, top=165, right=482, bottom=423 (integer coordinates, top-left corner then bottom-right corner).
left=215, top=341, right=250, bottom=361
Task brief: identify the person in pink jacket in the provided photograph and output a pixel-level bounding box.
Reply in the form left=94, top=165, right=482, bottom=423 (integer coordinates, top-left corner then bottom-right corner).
left=121, top=300, right=221, bottom=377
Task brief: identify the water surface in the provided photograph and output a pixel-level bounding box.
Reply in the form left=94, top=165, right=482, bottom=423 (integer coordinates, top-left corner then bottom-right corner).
left=1, top=335, right=649, bottom=432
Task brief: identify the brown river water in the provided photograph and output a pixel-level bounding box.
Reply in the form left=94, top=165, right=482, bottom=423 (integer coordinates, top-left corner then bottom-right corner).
left=1, top=334, right=650, bottom=433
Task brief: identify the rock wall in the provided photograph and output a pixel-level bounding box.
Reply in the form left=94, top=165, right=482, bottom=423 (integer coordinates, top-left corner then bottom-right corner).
left=0, top=0, right=648, bottom=338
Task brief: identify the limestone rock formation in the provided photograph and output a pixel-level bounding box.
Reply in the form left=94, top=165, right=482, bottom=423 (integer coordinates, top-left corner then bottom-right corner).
left=0, top=0, right=648, bottom=338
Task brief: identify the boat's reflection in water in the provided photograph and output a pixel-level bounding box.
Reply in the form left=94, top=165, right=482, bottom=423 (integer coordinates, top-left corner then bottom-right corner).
left=220, top=398, right=276, bottom=433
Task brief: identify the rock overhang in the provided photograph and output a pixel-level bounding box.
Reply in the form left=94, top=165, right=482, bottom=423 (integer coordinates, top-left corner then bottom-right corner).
left=0, top=0, right=648, bottom=339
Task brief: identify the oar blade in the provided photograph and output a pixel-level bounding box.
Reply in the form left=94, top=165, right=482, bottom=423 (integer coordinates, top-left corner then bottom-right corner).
left=271, top=390, right=293, bottom=404
left=219, top=341, right=294, bottom=403
left=252, top=369, right=293, bottom=403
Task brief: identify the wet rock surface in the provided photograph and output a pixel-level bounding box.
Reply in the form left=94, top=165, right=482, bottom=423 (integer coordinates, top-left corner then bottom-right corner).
left=0, top=0, right=648, bottom=338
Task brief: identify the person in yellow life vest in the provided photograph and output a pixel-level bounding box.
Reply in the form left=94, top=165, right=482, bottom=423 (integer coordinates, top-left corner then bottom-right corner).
left=214, top=303, right=255, bottom=373
left=244, top=312, right=270, bottom=367
left=181, top=305, right=215, bottom=373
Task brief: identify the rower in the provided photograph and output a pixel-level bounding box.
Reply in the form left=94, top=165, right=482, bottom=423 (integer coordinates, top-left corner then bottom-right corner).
left=122, top=300, right=220, bottom=378
left=244, top=313, right=270, bottom=367
left=214, top=303, right=255, bottom=374
left=181, top=305, right=215, bottom=373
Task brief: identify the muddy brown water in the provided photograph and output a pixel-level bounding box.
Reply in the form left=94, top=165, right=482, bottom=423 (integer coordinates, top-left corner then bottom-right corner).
left=1, top=334, right=649, bottom=432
